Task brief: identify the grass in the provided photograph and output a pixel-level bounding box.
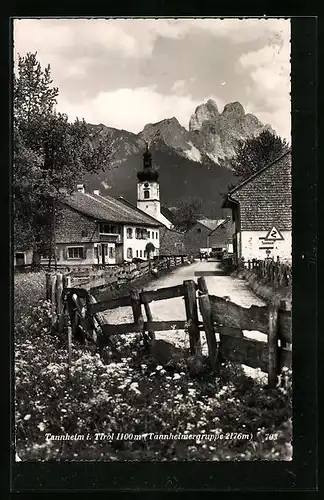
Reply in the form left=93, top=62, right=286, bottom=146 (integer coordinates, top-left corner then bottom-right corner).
left=231, top=267, right=292, bottom=307
left=14, top=270, right=47, bottom=321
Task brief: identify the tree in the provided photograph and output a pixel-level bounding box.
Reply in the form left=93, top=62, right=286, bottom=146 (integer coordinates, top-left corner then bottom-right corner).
left=228, top=129, right=290, bottom=182
left=13, top=52, right=113, bottom=267
left=172, top=197, right=203, bottom=232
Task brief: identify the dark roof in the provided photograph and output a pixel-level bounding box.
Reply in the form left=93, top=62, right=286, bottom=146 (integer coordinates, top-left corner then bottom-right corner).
left=161, top=205, right=177, bottom=224
left=63, top=191, right=161, bottom=226
left=209, top=216, right=232, bottom=235
left=228, top=149, right=291, bottom=196
left=116, top=196, right=164, bottom=225
left=196, top=219, right=224, bottom=232
left=222, top=149, right=291, bottom=209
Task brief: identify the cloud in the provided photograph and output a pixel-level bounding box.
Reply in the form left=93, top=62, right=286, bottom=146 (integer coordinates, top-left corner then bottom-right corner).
left=238, top=22, right=291, bottom=138
left=13, top=18, right=290, bottom=137
left=57, top=86, right=224, bottom=132
left=171, top=80, right=186, bottom=93
left=14, top=18, right=289, bottom=61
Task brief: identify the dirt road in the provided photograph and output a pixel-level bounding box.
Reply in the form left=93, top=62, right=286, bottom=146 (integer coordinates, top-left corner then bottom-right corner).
left=103, top=260, right=268, bottom=380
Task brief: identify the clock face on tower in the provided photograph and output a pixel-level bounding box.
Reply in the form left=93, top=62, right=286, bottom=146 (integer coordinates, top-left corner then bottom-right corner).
left=144, top=182, right=149, bottom=188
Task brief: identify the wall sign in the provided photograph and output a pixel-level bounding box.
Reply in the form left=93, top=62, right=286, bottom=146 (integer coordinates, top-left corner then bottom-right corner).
left=264, top=226, right=284, bottom=241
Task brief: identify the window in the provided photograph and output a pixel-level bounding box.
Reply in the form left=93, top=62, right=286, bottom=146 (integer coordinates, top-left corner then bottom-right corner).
left=135, top=228, right=147, bottom=239
left=99, top=223, right=119, bottom=234
left=81, top=229, right=88, bottom=237
left=126, top=228, right=133, bottom=239
left=152, top=232, right=154, bottom=239
left=156, top=232, right=158, bottom=239
left=197, top=228, right=201, bottom=233
left=144, top=190, right=150, bottom=199
left=136, top=250, right=139, bottom=257
left=147, top=231, right=150, bottom=238
left=144, top=182, right=149, bottom=188
left=98, top=245, right=108, bottom=257
left=127, top=248, right=133, bottom=259
left=140, top=250, right=143, bottom=257
left=67, top=247, right=84, bottom=259
left=108, top=246, right=114, bottom=259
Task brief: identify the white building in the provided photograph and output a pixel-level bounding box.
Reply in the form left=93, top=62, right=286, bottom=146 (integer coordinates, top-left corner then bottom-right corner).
left=222, top=150, right=292, bottom=263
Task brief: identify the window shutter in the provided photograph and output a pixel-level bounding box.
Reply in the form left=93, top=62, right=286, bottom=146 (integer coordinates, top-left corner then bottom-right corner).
left=63, top=247, right=68, bottom=260
left=82, top=247, right=87, bottom=259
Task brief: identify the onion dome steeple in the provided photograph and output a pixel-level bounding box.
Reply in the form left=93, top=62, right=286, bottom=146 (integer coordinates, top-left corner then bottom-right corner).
left=137, top=142, right=159, bottom=182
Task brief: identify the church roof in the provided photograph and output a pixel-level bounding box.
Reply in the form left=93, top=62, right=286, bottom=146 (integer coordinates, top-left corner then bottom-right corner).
left=137, top=143, right=159, bottom=182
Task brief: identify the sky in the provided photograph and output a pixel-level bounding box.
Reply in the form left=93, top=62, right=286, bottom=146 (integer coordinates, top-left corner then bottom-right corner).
left=13, top=18, right=291, bottom=139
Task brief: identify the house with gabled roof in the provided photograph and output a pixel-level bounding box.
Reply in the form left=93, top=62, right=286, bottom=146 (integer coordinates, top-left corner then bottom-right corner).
left=183, top=218, right=229, bottom=256
left=54, top=184, right=162, bottom=266
left=222, top=149, right=292, bottom=263
left=208, top=216, right=235, bottom=254
left=51, top=144, right=183, bottom=267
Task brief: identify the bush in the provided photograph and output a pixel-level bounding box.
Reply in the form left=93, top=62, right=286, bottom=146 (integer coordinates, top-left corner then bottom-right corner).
left=220, top=255, right=235, bottom=273
left=15, top=301, right=292, bottom=462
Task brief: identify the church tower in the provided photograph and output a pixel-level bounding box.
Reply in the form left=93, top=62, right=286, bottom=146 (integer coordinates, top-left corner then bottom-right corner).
left=137, top=143, right=160, bottom=219
left=137, top=143, right=173, bottom=228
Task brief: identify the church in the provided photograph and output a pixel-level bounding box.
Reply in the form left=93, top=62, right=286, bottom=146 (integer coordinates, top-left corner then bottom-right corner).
left=119, top=143, right=185, bottom=257
left=128, top=142, right=173, bottom=229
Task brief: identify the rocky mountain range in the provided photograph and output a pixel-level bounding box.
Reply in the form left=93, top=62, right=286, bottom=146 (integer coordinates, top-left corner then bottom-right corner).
left=83, top=100, right=274, bottom=217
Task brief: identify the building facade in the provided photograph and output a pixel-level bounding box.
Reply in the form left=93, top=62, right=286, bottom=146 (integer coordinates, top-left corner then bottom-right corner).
left=208, top=216, right=235, bottom=254
left=54, top=186, right=161, bottom=266
left=222, top=150, right=292, bottom=263
left=14, top=248, right=33, bottom=267
left=183, top=219, right=225, bottom=255
left=159, top=226, right=186, bottom=256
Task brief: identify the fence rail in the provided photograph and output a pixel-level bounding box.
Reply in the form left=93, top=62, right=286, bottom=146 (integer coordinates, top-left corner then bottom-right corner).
left=69, top=256, right=187, bottom=290
left=46, top=271, right=292, bottom=389
left=239, top=258, right=292, bottom=287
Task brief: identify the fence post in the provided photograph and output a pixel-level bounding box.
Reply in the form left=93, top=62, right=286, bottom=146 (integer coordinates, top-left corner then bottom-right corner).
left=183, top=280, right=201, bottom=356
left=46, top=272, right=52, bottom=301
left=67, top=325, right=72, bottom=381
left=197, top=275, right=209, bottom=294
left=63, top=274, right=72, bottom=289
left=50, top=274, right=57, bottom=326
left=141, top=289, right=155, bottom=340
left=198, top=294, right=219, bottom=372
left=279, top=300, right=289, bottom=349
left=130, top=289, right=144, bottom=329
left=56, top=273, right=64, bottom=333
left=268, top=305, right=279, bottom=388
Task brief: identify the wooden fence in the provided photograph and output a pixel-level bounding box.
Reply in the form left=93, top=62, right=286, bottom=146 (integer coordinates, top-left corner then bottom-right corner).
left=240, top=258, right=292, bottom=288
left=69, top=256, right=186, bottom=290
left=46, top=270, right=292, bottom=389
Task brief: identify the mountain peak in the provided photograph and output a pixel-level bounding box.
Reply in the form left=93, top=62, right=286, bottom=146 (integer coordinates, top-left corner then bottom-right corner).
left=188, top=99, right=270, bottom=161
left=222, top=101, right=245, bottom=118
left=189, top=99, right=220, bottom=132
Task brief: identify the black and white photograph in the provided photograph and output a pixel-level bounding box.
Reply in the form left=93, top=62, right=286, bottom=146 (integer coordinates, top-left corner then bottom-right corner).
left=13, top=17, right=292, bottom=462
